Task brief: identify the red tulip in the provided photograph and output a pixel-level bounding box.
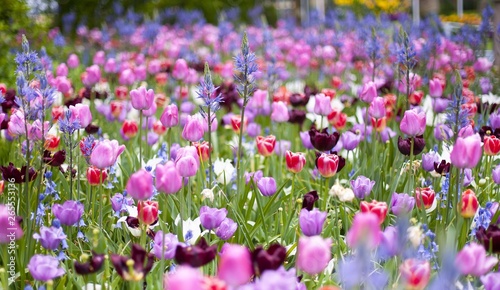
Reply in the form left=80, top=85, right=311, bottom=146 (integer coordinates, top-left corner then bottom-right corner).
left=122, top=120, right=138, bottom=138
left=399, top=259, right=431, bottom=290
left=115, top=86, right=128, bottom=100
left=371, top=117, right=387, bottom=133
left=256, top=135, right=276, bottom=157
left=152, top=120, right=166, bottom=135
left=484, top=135, right=500, bottom=156
left=193, top=141, right=211, bottom=162
left=44, top=134, right=60, bottom=151
left=230, top=115, right=247, bottom=133
left=415, top=187, right=435, bottom=209
left=110, top=101, right=124, bottom=118
left=360, top=200, right=388, bottom=225
left=52, top=106, right=64, bottom=121
left=285, top=151, right=306, bottom=173
left=316, top=153, right=339, bottom=178
left=327, top=109, right=347, bottom=130
left=86, top=166, right=108, bottom=186
left=138, top=200, right=159, bottom=225
left=460, top=189, right=479, bottom=218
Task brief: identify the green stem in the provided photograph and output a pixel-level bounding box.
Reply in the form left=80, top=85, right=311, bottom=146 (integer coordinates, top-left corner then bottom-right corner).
left=139, top=111, right=143, bottom=169
left=207, top=105, right=212, bottom=187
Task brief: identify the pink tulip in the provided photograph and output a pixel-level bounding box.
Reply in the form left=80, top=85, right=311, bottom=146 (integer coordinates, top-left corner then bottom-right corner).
left=175, top=146, right=200, bottom=177
left=455, top=242, right=498, bottom=276
left=314, top=93, right=333, bottom=116
left=359, top=81, right=377, bottom=103
left=368, top=96, right=386, bottom=119
left=271, top=101, right=289, bottom=123
left=450, top=133, right=482, bottom=168
left=156, top=161, right=183, bottom=194
left=90, top=139, right=125, bottom=169
left=69, top=104, right=92, bottom=128
left=0, top=205, right=23, bottom=243
left=429, top=78, right=443, bottom=98
left=164, top=266, right=203, bottom=290
left=296, top=236, right=332, bottom=275
left=125, top=169, right=154, bottom=200
left=160, top=104, right=179, bottom=128
left=56, top=63, right=68, bottom=77
left=84, top=65, right=101, bottom=86
left=93, top=50, right=105, bottom=65
left=346, top=212, right=381, bottom=249
left=218, top=244, right=253, bottom=286
left=130, top=86, right=155, bottom=111
left=181, top=116, right=204, bottom=142
left=400, top=109, right=426, bottom=136
left=67, top=54, right=79, bottom=68
left=172, top=59, right=189, bottom=80
left=119, top=68, right=135, bottom=86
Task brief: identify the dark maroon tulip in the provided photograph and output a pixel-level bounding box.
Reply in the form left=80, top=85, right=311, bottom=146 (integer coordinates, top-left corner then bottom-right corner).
left=302, top=190, right=319, bottom=211
left=289, top=93, right=310, bottom=107
left=85, top=124, right=100, bottom=134
left=479, top=126, right=500, bottom=141
left=216, top=81, right=239, bottom=112
left=1, top=89, right=18, bottom=113
left=397, top=135, right=425, bottom=156
left=434, top=160, right=451, bottom=176
left=0, top=163, right=37, bottom=183
left=74, top=252, right=105, bottom=275
left=44, top=150, right=66, bottom=167
left=304, top=85, right=318, bottom=98
left=476, top=225, right=500, bottom=253
left=288, top=109, right=306, bottom=125
left=64, top=96, right=83, bottom=107
left=252, top=243, right=287, bottom=275
left=309, top=127, right=339, bottom=152
left=111, top=244, right=154, bottom=281
left=174, top=237, right=217, bottom=268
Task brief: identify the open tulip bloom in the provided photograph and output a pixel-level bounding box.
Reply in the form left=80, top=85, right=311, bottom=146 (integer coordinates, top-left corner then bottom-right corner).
left=2, top=5, right=500, bottom=290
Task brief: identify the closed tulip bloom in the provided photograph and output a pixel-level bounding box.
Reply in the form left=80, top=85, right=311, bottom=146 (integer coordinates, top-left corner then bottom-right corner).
left=175, top=154, right=199, bottom=177
left=257, top=177, right=277, bottom=196
left=216, top=218, right=238, bottom=240
left=297, top=236, right=332, bottom=275
left=421, top=151, right=440, bottom=172
left=360, top=200, right=388, bottom=225
left=125, top=169, right=154, bottom=200
left=399, top=259, right=431, bottom=290
left=193, top=141, right=211, bottom=162
left=156, top=161, right=183, bottom=194
left=341, top=131, right=362, bottom=151
left=314, top=93, right=333, bottom=116
left=299, top=208, right=327, bottom=236
left=84, top=65, right=101, bottom=86
left=121, top=120, right=138, bottom=138
left=455, top=242, right=498, bottom=277
left=86, top=166, right=108, bottom=186
left=397, top=136, right=426, bottom=156
left=300, top=131, right=314, bottom=150
left=52, top=200, right=84, bottom=226
left=199, top=206, right=227, bottom=230
left=33, top=226, right=67, bottom=250
left=90, top=139, right=125, bottom=169
left=460, top=189, right=479, bottom=218
left=485, top=135, right=500, bottom=155
left=218, top=244, right=253, bottom=286
left=390, top=192, right=415, bottom=216
left=160, top=104, right=179, bottom=128
left=182, top=116, right=204, bottom=142
left=347, top=212, right=381, bottom=249
left=415, top=187, right=435, bottom=209
left=400, top=109, right=426, bottom=136
left=164, top=266, right=204, bottom=290
left=271, top=101, right=289, bottom=122
left=429, top=78, right=443, bottom=98
left=137, top=200, right=158, bottom=225
left=450, top=134, right=482, bottom=168
left=368, top=97, right=386, bottom=119
left=143, top=99, right=157, bottom=117
left=481, top=272, right=500, bottom=290
left=256, top=135, right=276, bottom=157
left=172, top=59, right=189, bottom=80
left=316, top=153, right=339, bottom=178
left=493, top=165, right=500, bottom=184
left=130, top=86, right=155, bottom=111
left=67, top=53, right=79, bottom=68
left=433, top=123, right=453, bottom=141
left=285, top=151, right=306, bottom=173
left=350, top=175, right=375, bottom=199
left=69, top=104, right=92, bottom=128
left=28, top=255, right=66, bottom=282
left=359, top=81, right=377, bottom=103
left=309, top=127, right=340, bottom=152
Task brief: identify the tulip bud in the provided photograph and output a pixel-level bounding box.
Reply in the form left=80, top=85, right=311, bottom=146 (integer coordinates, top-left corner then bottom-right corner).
left=460, top=189, right=479, bottom=218
left=256, top=135, right=276, bottom=157
left=86, top=166, right=108, bottom=186
left=137, top=200, right=158, bottom=225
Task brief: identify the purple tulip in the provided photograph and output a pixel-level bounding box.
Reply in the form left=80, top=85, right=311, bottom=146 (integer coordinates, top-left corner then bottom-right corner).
left=247, top=123, right=261, bottom=138
left=274, top=140, right=291, bottom=156
left=216, top=218, right=238, bottom=240
left=350, top=175, right=375, bottom=199
left=28, top=255, right=65, bottom=281
left=458, top=125, right=475, bottom=138
left=379, top=226, right=399, bottom=258
left=390, top=192, right=415, bottom=216
left=493, top=165, right=500, bottom=184
left=52, top=200, right=84, bottom=226
left=421, top=151, right=440, bottom=172
left=153, top=231, right=179, bottom=260
left=130, top=86, right=155, bottom=111
left=0, top=205, right=23, bottom=243
left=199, top=206, right=227, bottom=230
left=481, top=272, right=500, bottom=290
left=299, top=208, right=327, bottom=236
left=33, top=226, right=67, bottom=250
left=490, top=111, right=500, bottom=131
left=125, top=169, right=154, bottom=200
left=341, top=131, right=362, bottom=151
left=300, top=131, right=314, bottom=149
left=432, top=98, right=450, bottom=114
left=450, top=133, right=482, bottom=169
left=433, top=123, right=453, bottom=141
left=257, top=177, right=277, bottom=196
left=455, top=242, right=498, bottom=277
left=400, top=109, right=426, bottom=137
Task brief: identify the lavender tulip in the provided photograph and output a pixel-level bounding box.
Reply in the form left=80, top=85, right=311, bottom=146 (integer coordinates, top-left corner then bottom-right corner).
left=33, top=226, right=67, bottom=250
left=153, top=231, right=179, bottom=260
left=28, top=255, right=66, bottom=281
left=216, top=218, right=238, bottom=240
left=52, top=200, right=84, bottom=226
left=299, top=208, right=327, bottom=236
left=390, top=192, right=415, bottom=216
left=199, top=206, right=227, bottom=230
left=350, top=175, right=375, bottom=199
left=257, top=177, right=277, bottom=196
